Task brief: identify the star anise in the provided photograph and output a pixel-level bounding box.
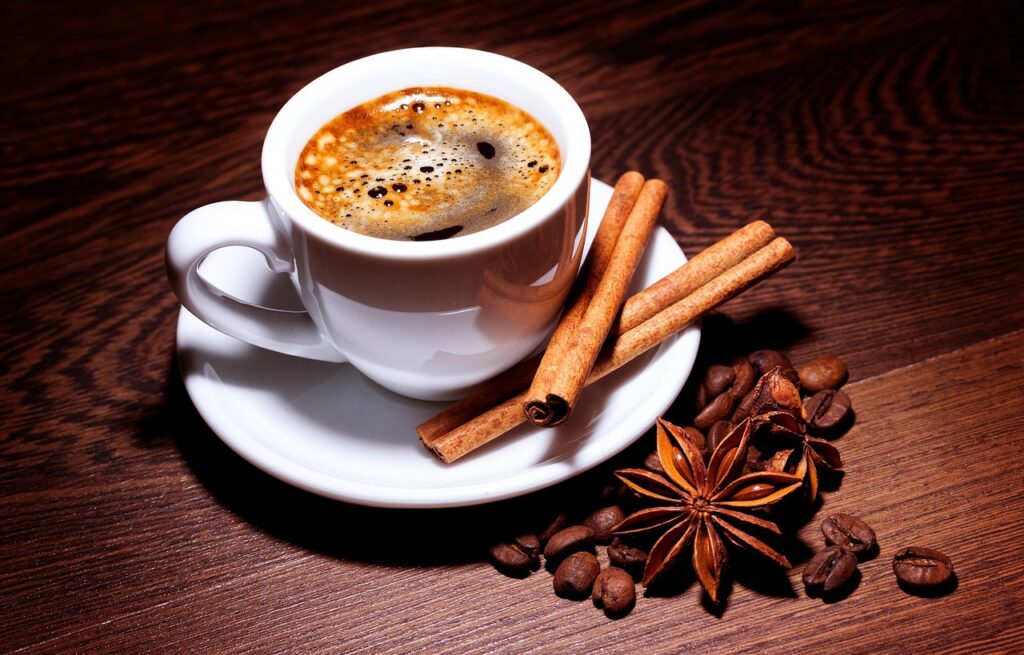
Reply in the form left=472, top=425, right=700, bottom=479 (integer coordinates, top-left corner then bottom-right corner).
left=613, top=418, right=803, bottom=602
left=748, top=367, right=843, bottom=501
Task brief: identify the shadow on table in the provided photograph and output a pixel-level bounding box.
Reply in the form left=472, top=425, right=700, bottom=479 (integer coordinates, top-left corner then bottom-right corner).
left=147, top=359, right=639, bottom=567
left=142, top=308, right=818, bottom=577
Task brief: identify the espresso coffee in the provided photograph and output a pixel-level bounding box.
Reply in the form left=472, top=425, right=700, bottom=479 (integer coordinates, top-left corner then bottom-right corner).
left=295, top=87, right=561, bottom=240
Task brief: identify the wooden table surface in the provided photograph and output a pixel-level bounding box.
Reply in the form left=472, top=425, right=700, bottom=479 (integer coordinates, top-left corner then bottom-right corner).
left=3, top=1, right=1023, bottom=653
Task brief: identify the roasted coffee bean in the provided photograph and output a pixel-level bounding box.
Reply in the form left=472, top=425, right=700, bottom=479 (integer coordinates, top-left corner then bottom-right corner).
left=749, top=351, right=800, bottom=385
left=731, top=388, right=757, bottom=422
left=802, top=545, right=858, bottom=594
left=643, top=450, right=665, bottom=474
left=544, top=525, right=595, bottom=563
left=804, top=390, right=853, bottom=434
left=680, top=425, right=707, bottom=452
left=708, top=420, right=733, bottom=451
left=893, top=547, right=954, bottom=588
left=798, top=356, right=848, bottom=393
left=489, top=541, right=540, bottom=576
left=821, top=514, right=876, bottom=555
left=694, top=392, right=735, bottom=430
left=729, top=358, right=757, bottom=399
left=607, top=539, right=647, bottom=578
left=513, top=533, right=541, bottom=559
left=583, top=505, right=625, bottom=545
left=748, top=349, right=792, bottom=376
left=538, top=512, right=571, bottom=546
left=553, top=551, right=600, bottom=599
left=703, top=364, right=736, bottom=398
left=592, top=567, right=636, bottom=616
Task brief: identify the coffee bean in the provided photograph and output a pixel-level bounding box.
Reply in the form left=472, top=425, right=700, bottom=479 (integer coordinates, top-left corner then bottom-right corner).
left=893, top=546, right=954, bottom=588
left=731, top=388, right=757, bottom=422
left=729, top=358, right=757, bottom=399
left=798, top=356, right=848, bottom=393
left=681, top=425, right=707, bottom=453
left=553, top=551, right=600, bottom=599
left=592, top=566, right=636, bottom=616
left=694, top=392, right=735, bottom=430
left=583, top=505, right=625, bottom=545
left=544, top=525, right=595, bottom=563
left=802, top=545, right=858, bottom=594
left=607, top=538, right=647, bottom=579
left=643, top=450, right=665, bottom=474
left=821, top=514, right=876, bottom=555
left=538, top=512, right=571, bottom=546
left=703, top=364, right=736, bottom=398
left=489, top=541, right=540, bottom=576
left=708, top=420, right=733, bottom=451
left=804, top=390, right=853, bottom=434
left=513, top=533, right=541, bottom=559
left=748, top=349, right=793, bottom=376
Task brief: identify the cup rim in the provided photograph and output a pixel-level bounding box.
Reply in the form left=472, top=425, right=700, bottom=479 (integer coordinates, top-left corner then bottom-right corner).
left=262, top=47, right=591, bottom=260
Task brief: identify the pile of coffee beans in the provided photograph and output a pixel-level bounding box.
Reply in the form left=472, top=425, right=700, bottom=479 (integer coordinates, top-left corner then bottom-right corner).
left=645, top=347, right=857, bottom=496
left=693, top=349, right=853, bottom=450
left=490, top=346, right=857, bottom=617
left=488, top=340, right=955, bottom=616
left=490, top=511, right=640, bottom=617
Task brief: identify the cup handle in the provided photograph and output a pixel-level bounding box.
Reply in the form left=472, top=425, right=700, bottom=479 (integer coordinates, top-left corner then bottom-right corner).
left=166, top=199, right=346, bottom=362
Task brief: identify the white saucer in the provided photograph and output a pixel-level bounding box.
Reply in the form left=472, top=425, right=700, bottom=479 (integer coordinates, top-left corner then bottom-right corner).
left=176, top=179, right=701, bottom=508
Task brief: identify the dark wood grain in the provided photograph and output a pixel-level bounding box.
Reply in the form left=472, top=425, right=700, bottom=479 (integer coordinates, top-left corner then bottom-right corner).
left=2, top=1, right=1023, bottom=653
left=9, top=332, right=1024, bottom=654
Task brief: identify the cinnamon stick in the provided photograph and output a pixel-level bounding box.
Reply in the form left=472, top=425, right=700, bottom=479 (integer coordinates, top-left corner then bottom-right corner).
left=427, top=237, right=795, bottom=463
left=416, top=171, right=644, bottom=441
left=417, top=220, right=778, bottom=445
left=616, top=220, right=775, bottom=332
left=524, top=179, right=667, bottom=427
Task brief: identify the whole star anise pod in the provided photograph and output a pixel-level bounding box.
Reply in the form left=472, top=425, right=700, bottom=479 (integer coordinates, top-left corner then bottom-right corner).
left=612, top=418, right=803, bottom=602
left=748, top=367, right=843, bottom=501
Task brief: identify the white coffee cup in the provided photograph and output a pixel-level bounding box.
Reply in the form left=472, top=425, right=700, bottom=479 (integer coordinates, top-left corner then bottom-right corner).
left=166, top=47, right=591, bottom=400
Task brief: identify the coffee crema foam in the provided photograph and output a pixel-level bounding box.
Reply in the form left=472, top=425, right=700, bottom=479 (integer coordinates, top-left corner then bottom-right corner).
left=295, top=87, right=561, bottom=241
